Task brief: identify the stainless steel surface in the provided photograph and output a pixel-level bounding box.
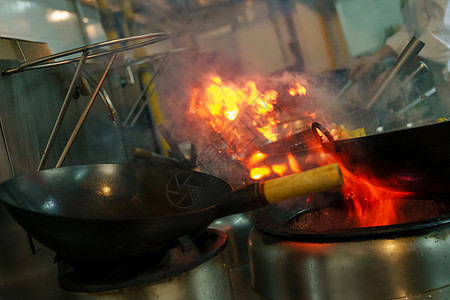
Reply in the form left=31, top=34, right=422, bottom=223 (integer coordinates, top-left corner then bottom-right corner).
left=0, top=37, right=52, bottom=62
left=62, top=251, right=234, bottom=300
left=210, top=212, right=255, bottom=268
left=2, top=33, right=170, bottom=75
left=367, top=36, right=425, bottom=109
left=37, top=51, right=88, bottom=170
left=210, top=212, right=262, bottom=300
left=56, top=52, right=117, bottom=167
left=249, top=225, right=450, bottom=300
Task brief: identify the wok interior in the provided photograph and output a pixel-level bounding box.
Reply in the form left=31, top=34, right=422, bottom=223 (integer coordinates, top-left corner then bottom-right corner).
left=287, top=197, right=450, bottom=232
left=0, top=164, right=228, bottom=219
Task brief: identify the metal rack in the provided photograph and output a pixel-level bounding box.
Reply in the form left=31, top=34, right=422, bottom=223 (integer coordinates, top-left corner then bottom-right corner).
left=1, top=32, right=170, bottom=171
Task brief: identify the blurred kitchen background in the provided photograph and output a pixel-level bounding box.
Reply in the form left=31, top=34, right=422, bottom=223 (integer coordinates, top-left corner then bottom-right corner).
left=0, top=0, right=444, bottom=299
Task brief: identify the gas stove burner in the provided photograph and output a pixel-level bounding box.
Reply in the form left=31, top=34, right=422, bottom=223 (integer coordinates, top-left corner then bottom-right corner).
left=58, top=229, right=227, bottom=293
left=256, top=193, right=450, bottom=240
left=249, top=194, right=450, bottom=300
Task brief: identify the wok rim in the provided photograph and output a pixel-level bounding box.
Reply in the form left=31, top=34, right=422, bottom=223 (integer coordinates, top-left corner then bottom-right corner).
left=321, top=120, right=450, bottom=148
left=2, top=200, right=219, bottom=221
left=256, top=209, right=450, bottom=242
left=0, top=163, right=224, bottom=221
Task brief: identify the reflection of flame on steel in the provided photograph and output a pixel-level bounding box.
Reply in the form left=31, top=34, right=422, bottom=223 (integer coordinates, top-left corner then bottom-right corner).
left=99, top=185, right=113, bottom=197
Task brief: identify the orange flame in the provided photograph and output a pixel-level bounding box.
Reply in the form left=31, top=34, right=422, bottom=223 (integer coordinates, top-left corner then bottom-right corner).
left=191, top=74, right=414, bottom=228
left=248, top=152, right=268, bottom=166
left=288, top=83, right=307, bottom=96
left=272, top=164, right=288, bottom=177
left=189, top=74, right=310, bottom=147
left=340, top=166, right=413, bottom=227
left=189, top=75, right=281, bottom=138
left=287, top=153, right=302, bottom=173
left=250, top=166, right=271, bottom=180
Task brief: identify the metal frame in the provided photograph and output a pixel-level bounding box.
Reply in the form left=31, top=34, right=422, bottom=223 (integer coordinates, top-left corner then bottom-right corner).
left=1, top=33, right=170, bottom=170
left=2, top=33, right=170, bottom=76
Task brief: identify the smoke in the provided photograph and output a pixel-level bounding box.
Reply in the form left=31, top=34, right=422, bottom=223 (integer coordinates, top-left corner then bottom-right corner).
left=152, top=51, right=361, bottom=184
left=157, top=54, right=356, bottom=140
left=149, top=45, right=433, bottom=185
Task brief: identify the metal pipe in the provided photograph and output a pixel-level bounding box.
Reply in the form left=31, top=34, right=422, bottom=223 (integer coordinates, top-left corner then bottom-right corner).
left=82, top=70, right=119, bottom=121
left=56, top=52, right=118, bottom=168
left=0, top=117, right=14, bottom=177
left=335, top=80, right=354, bottom=100
left=129, top=90, right=155, bottom=128
left=122, top=72, right=157, bottom=127
left=401, top=61, right=428, bottom=86
left=37, top=51, right=89, bottom=171
left=398, top=86, right=437, bottom=115
left=121, top=57, right=167, bottom=128
left=367, top=36, right=425, bottom=109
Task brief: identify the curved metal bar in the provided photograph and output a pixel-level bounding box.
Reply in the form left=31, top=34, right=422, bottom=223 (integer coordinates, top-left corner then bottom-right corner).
left=56, top=52, right=118, bottom=168
left=311, top=122, right=334, bottom=147
left=124, top=46, right=198, bottom=67
left=2, top=32, right=170, bottom=75
left=82, top=70, right=119, bottom=121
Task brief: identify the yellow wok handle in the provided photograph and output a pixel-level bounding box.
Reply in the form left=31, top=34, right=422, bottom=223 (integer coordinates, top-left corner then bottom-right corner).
left=262, top=163, right=343, bottom=204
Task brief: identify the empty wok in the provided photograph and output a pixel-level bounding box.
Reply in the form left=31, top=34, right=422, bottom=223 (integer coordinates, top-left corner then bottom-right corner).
left=312, top=121, right=450, bottom=195
left=0, top=163, right=342, bottom=266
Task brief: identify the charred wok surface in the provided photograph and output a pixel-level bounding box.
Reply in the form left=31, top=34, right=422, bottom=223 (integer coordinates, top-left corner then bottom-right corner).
left=256, top=192, right=450, bottom=240
left=321, top=121, right=450, bottom=195
left=287, top=197, right=450, bottom=232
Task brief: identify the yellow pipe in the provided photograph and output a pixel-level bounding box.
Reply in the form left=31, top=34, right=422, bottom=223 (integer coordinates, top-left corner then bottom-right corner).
left=96, top=0, right=169, bottom=156
left=133, top=37, right=169, bottom=156
left=140, top=69, right=170, bottom=155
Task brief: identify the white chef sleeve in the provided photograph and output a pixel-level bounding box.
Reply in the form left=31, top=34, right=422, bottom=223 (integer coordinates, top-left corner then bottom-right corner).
left=386, top=0, right=450, bottom=65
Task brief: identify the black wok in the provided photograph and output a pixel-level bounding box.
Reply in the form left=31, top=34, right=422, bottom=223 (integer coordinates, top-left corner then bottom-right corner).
left=0, top=163, right=342, bottom=266
left=312, top=121, right=450, bottom=195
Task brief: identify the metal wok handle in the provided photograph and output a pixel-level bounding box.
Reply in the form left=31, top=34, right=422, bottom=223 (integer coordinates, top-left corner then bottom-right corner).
left=311, top=122, right=335, bottom=152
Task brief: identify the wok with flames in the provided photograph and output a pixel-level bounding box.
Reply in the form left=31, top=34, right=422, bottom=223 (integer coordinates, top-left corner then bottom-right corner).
left=312, top=121, right=450, bottom=196
left=0, top=163, right=342, bottom=266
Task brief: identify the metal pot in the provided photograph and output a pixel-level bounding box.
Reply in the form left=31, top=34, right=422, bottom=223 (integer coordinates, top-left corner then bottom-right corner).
left=248, top=196, right=450, bottom=300
left=312, top=121, right=450, bottom=195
